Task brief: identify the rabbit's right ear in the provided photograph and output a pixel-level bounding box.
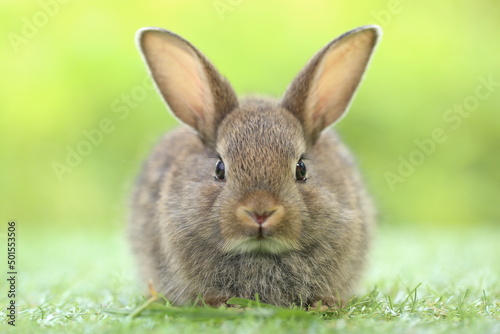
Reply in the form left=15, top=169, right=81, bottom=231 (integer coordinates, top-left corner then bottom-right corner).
left=137, top=28, right=238, bottom=144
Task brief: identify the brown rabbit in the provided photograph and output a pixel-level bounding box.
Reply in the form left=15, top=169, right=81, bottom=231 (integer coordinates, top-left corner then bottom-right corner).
left=130, top=25, right=380, bottom=307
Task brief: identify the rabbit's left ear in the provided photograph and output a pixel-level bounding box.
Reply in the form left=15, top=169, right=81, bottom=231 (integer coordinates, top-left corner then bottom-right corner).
left=281, top=25, right=381, bottom=144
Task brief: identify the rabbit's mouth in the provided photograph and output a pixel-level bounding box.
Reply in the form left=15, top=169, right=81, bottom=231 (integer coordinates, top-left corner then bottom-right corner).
left=221, top=236, right=300, bottom=254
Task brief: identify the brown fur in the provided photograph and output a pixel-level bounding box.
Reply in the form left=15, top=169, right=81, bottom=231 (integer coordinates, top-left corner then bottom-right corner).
left=130, top=26, right=381, bottom=306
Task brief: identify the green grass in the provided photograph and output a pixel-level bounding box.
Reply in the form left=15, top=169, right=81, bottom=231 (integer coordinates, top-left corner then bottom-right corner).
left=1, top=225, right=499, bottom=333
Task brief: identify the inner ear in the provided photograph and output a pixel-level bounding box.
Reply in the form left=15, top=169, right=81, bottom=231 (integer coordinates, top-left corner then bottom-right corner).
left=142, top=32, right=214, bottom=125
left=307, top=31, right=376, bottom=127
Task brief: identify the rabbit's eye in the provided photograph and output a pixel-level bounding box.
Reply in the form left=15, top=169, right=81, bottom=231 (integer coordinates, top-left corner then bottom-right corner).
left=215, top=159, right=225, bottom=180
left=295, top=159, right=307, bottom=181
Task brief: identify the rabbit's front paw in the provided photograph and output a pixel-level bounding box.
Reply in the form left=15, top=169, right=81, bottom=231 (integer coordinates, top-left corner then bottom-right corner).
left=199, top=296, right=232, bottom=308
left=309, top=297, right=340, bottom=311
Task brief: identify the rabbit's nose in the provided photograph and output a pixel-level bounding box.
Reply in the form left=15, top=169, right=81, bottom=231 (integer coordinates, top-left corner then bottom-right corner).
left=235, top=204, right=285, bottom=229
left=247, top=210, right=275, bottom=225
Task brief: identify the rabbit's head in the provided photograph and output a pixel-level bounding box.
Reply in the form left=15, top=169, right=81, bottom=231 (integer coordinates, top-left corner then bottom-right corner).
left=136, top=26, right=380, bottom=256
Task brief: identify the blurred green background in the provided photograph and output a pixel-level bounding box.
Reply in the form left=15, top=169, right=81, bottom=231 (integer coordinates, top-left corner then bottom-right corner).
left=1, top=0, right=499, bottom=231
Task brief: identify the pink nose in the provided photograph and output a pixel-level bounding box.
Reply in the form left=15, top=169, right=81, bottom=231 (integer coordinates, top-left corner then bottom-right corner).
left=249, top=211, right=274, bottom=225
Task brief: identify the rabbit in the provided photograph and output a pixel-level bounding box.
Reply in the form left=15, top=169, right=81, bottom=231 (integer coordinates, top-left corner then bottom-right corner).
left=129, top=25, right=380, bottom=308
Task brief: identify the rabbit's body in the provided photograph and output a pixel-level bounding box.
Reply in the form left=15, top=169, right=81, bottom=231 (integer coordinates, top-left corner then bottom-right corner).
left=130, top=26, right=380, bottom=307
